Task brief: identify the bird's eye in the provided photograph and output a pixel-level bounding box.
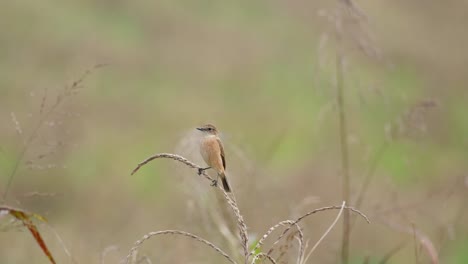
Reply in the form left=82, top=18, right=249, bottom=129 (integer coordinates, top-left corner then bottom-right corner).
left=208, top=128, right=212, bottom=131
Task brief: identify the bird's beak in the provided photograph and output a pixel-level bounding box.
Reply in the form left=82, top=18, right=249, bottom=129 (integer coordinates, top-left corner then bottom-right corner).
left=196, top=127, right=204, bottom=131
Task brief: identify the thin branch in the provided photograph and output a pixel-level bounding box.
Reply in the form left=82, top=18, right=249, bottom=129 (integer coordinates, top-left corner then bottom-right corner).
left=122, top=230, right=236, bottom=264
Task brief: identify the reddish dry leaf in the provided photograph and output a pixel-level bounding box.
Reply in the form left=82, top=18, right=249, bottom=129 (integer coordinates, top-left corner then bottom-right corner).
left=0, top=207, right=56, bottom=264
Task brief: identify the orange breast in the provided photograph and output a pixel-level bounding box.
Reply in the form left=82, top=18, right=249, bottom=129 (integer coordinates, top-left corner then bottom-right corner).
left=200, top=136, right=224, bottom=173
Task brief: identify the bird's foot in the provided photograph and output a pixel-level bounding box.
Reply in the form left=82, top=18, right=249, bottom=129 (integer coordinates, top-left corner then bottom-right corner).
left=211, top=180, right=218, bottom=187
left=197, top=167, right=211, bottom=175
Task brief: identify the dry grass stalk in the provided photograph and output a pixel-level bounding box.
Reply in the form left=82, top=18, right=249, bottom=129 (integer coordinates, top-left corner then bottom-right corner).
left=130, top=154, right=370, bottom=264
left=294, top=205, right=370, bottom=224
left=301, top=201, right=346, bottom=263
left=353, top=142, right=388, bottom=211
left=332, top=2, right=351, bottom=262
left=250, top=253, right=278, bottom=264
left=320, top=0, right=380, bottom=262
left=222, top=192, right=249, bottom=259
left=276, top=231, right=298, bottom=264
left=131, top=153, right=249, bottom=260
left=122, top=230, right=236, bottom=264
left=249, top=220, right=304, bottom=262
left=266, top=205, right=369, bottom=259
left=130, top=248, right=138, bottom=264
left=2, top=63, right=105, bottom=202
left=206, top=195, right=240, bottom=257
left=44, top=222, right=77, bottom=264
left=130, top=153, right=214, bottom=181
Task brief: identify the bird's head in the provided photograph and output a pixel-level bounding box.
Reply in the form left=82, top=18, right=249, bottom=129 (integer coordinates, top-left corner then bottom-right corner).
left=196, top=124, right=219, bottom=135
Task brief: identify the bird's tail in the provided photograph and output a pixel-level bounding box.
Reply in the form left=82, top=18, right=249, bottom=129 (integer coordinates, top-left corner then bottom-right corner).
left=220, top=173, right=231, bottom=192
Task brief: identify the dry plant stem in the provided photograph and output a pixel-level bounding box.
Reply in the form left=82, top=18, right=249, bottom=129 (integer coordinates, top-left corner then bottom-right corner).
left=275, top=232, right=296, bottom=263
left=247, top=220, right=305, bottom=263
left=44, top=223, right=77, bottom=264
left=123, top=230, right=236, bottom=264
left=1, top=64, right=105, bottom=202
left=131, top=153, right=249, bottom=261
left=266, top=205, right=369, bottom=259
left=2, top=111, right=54, bottom=202
left=130, top=153, right=214, bottom=181
left=354, top=141, right=388, bottom=210
left=302, top=201, right=346, bottom=263
left=350, top=141, right=388, bottom=233
left=130, top=249, right=138, bottom=264
left=249, top=220, right=304, bottom=262
left=207, top=195, right=239, bottom=258
left=250, top=253, right=278, bottom=264
left=223, top=193, right=249, bottom=261
left=336, top=34, right=351, bottom=264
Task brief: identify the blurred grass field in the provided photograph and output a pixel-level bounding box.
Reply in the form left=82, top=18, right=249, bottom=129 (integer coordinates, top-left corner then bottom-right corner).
left=1, top=1, right=468, bottom=263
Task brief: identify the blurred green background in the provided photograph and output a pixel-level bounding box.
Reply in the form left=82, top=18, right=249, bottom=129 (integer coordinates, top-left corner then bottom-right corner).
left=1, top=0, right=467, bottom=263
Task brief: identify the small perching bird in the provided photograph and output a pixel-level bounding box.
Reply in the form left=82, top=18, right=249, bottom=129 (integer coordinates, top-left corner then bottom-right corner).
left=197, top=124, right=231, bottom=192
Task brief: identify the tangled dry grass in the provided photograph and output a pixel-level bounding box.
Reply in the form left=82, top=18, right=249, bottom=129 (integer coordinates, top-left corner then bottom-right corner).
left=127, top=153, right=369, bottom=264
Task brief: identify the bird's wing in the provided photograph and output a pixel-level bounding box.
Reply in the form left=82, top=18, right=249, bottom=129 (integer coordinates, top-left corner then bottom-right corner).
left=217, top=138, right=226, bottom=169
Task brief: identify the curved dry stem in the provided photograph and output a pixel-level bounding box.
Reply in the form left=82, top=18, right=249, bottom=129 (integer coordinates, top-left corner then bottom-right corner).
left=295, top=205, right=369, bottom=225
left=251, top=253, right=277, bottom=264
left=131, top=153, right=249, bottom=259
left=266, top=205, right=369, bottom=257
left=131, top=153, right=214, bottom=182
left=249, top=220, right=304, bottom=262
left=44, top=223, right=77, bottom=264
left=122, top=230, right=236, bottom=264
left=302, top=201, right=346, bottom=263
left=222, top=192, right=249, bottom=259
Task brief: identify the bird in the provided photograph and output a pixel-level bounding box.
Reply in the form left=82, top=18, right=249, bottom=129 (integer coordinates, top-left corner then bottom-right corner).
left=196, top=124, right=231, bottom=192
